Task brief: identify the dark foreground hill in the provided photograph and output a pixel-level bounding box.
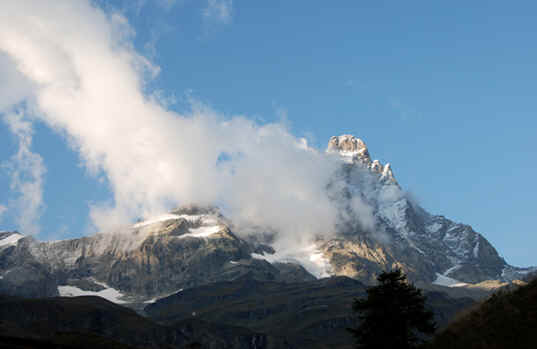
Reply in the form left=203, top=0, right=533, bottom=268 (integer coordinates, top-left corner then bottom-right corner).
left=145, top=275, right=474, bottom=349
left=0, top=295, right=271, bottom=349
left=0, top=275, right=474, bottom=349
left=423, top=277, right=537, bottom=349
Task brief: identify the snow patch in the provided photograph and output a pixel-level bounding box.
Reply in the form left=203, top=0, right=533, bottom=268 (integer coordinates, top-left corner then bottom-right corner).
left=178, top=215, right=218, bottom=225
left=144, top=288, right=183, bottom=304
left=446, top=224, right=460, bottom=233
left=426, top=223, right=443, bottom=234
left=473, top=239, right=480, bottom=258
left=133, top=213, right=219, bottom=228
left=443, top=264, right=462, bottom=276
left=58, top=284, right=127, bottom=304
left=339, top=149, right=366, bottom=158
left=433, top=273, right=468, bottom=287
left=0, top=233, right=24, bottom=247
left=178, top=225, right=222, bottom=239
left=251, top=244, right=331, bottom=278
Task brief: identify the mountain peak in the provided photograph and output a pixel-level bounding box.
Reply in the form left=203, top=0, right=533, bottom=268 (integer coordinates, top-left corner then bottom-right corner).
left=327, top=135, right=370, bottom=160
left=327, top=135, right=396, bottom=183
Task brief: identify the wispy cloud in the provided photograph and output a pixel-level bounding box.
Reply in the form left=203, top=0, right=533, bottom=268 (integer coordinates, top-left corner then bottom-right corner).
left=2, top=112, right=46, bottom=236
left=203, top=0, right=233, bottom=24
left=0, top=204, right=6, bottom=219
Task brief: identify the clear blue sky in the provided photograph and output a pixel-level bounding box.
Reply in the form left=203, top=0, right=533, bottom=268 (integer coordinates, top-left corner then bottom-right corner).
left=1, top=1, right=536, bottom=266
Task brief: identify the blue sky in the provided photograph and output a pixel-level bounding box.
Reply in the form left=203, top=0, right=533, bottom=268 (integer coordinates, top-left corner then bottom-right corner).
left=0, top=0, right=536, bottom=267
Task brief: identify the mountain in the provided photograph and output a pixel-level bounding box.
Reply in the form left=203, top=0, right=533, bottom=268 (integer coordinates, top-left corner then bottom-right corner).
left=251, top=135, right=533, bottom=287
left=0, top=135, right=534, bottom=303
left=0, top=208, right=314, bottom=301
left=318, top=135, right=528, bottom=285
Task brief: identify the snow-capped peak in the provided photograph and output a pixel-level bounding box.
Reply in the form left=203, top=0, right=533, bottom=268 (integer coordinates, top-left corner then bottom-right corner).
left=327, top=134, right=397, bottom=183
left=327, top=135, right=370, bottom=159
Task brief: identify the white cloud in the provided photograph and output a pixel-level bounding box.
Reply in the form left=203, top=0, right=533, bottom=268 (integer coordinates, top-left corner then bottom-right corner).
left=203, top=0, right=233, bottom=24
left=0, top=53, right=35, bottom=110
left=0, top=0, right=337, bottom=241
left=0, top=0, right=382, bottom=250
left=0, top=204, right=6, bottom=218
left=1, top=111, right=46, bottom=236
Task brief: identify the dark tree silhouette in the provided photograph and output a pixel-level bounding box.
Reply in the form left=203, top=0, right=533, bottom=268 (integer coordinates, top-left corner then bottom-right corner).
left=349, top=269, right=436, bottom=349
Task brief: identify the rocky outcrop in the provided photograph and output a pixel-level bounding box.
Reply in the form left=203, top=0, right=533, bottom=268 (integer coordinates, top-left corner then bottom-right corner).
left=0, top=233, right=59, bottom=298
left=327, top=135, right=371, bottom=162
left=327, top=135, right=396, bottom=183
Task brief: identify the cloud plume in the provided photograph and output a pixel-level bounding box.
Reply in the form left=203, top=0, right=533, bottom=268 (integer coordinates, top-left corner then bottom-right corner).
left=0, top=0, right=388, bottom=249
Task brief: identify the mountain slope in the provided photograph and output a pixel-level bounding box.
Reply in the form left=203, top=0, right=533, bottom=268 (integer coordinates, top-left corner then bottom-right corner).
left=423, top=277, right=537, bottom=349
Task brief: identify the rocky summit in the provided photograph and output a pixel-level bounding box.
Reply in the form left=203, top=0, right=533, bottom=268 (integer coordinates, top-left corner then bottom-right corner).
left=0, top=135, right=534, bottom=305
left=327, top=134, right=395, bottom=182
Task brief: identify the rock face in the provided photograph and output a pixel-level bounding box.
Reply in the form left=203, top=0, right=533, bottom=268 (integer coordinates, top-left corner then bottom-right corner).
left=0, top=232, right=59, bottom=298
left=0, top=208, right=315, bottom=301
left=0, top=135, right=534, bottom=303
left=327, top=135, right=395, bottom=183
left=327, top=135, right=370, bottom=159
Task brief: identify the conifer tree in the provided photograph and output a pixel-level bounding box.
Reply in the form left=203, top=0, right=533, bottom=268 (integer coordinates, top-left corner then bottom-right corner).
left=349, top=269, right=436, bottom=349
